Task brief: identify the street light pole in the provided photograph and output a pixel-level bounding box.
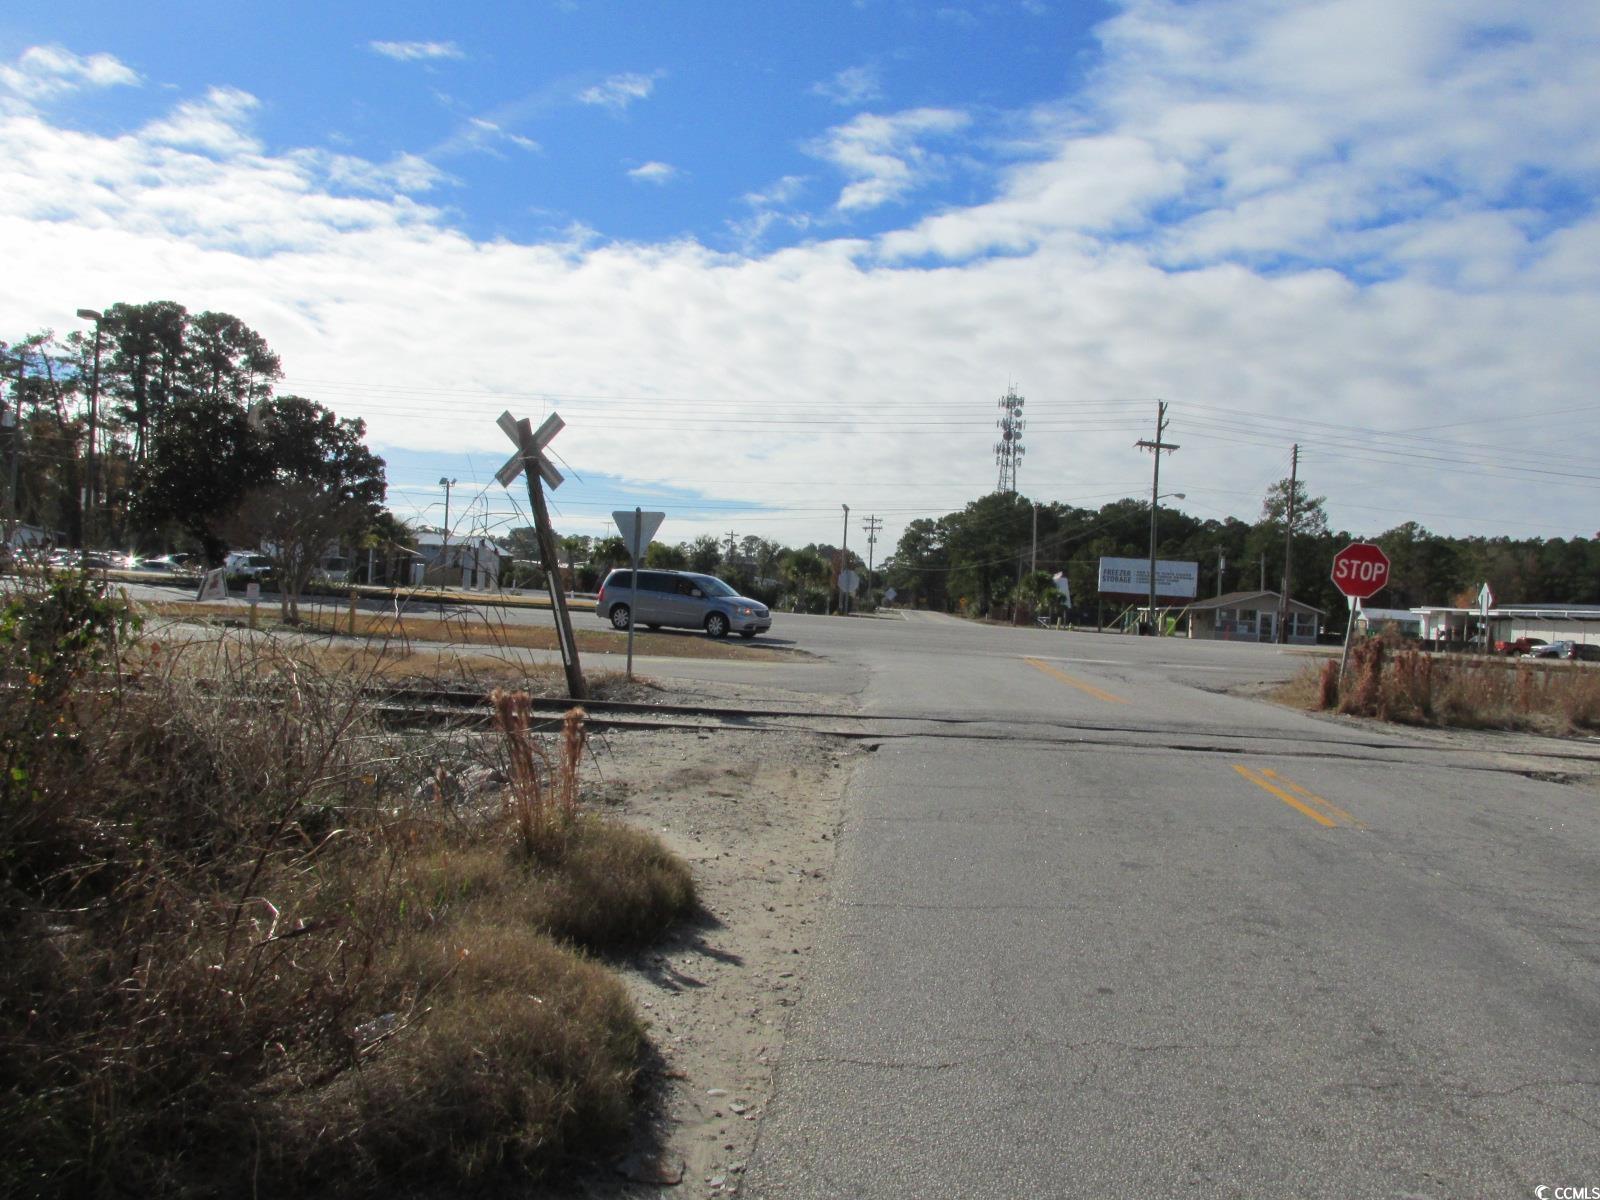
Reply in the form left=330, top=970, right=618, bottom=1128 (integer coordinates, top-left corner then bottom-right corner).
left=76, top=308, right=103, bottom=548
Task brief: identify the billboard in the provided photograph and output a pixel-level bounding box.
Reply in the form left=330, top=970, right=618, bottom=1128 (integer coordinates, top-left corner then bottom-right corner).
left=1097, top=557, right=1199, bottom=600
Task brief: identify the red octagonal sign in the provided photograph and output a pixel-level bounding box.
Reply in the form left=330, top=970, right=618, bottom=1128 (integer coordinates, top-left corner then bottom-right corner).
left=1331, top=542, right=1391, bottom=600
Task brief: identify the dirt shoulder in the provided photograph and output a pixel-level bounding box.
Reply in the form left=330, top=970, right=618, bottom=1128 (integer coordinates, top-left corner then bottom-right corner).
left=571, top=677, right=860, bottom=1198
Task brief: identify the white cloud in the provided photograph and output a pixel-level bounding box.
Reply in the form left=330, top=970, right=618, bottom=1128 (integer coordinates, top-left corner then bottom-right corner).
left=810, top=108, right=971, bottom=212
left=811, top=65, right=883, bottom=107
left=369, top=41, right=464, bottom=62
left=577, top=72, right=659, bottom=111
left=4, top=6, right=1600, bottom=550
left=0, top=45, right=138, bottom=105
left=141, top=87, right=262, bottom=156
left=627, top=161, right=681, bottom=184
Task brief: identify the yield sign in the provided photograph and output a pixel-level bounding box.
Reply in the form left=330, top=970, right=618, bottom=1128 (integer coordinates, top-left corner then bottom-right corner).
left=613, top=509, right=666, bottom=562
left=494, top=410, right=565, bottom=490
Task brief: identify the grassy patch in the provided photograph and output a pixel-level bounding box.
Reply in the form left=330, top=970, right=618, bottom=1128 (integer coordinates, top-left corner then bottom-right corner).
left=139, top=599, right=795, bottom=661
left=0, top=574, right=697, bottom=1197
left=1282, top=638, right=1600, bottom=734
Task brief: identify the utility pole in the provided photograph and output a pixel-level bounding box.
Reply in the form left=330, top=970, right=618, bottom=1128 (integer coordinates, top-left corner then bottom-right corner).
left=861, top=514, right=883, bottom=604
left=437, top=476, right=456, bottom=611
left=725, top=529, right=738, bottom=564
left=1277, top=443, right=1299, bottom=644
left=839, top=504, right=851, bottom=615
left=1029, top=501, right=1039, bottom=574
left=2, top=349, right=20, bottom=546
left=75, top=309, right=103, bottom=548
left=1216, top=548, right=1226, bottom=597
left=1135, top=400, right=1179, bottom=636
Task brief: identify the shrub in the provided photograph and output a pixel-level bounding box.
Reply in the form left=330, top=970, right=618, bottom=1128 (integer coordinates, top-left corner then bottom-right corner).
left=0, top=609, right=692, bottom=1197
left=1296, top=637, right=1600, bottom=735
left=489, top=693, right=697, bottom=948
left=1317, top=660, right=1340, bottom=710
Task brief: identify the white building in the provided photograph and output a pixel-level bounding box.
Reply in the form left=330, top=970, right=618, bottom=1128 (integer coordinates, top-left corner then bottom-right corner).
left=1411, top=604, right=1600, bottom=648
left=1354, top=606, right=1423, bottom=638
left=409, top=529, right=506, bottom=590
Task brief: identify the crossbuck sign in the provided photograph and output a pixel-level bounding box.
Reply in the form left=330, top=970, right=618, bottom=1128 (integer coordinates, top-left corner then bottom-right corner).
left=492, top=408, right=587, bottom=700
left=495, top=411, right=565, bottom=490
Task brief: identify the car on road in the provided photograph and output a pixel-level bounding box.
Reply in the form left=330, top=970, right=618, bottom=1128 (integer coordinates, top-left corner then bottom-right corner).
left=596, top=569, right=771, bottom=638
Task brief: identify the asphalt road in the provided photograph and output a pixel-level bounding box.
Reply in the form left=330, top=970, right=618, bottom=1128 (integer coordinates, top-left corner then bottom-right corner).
left=735, top=611, right=1600, bottom=1199
left=125, top=581, right=1600, bottom=1192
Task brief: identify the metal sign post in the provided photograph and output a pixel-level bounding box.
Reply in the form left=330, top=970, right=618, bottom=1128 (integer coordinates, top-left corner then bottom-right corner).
left=494, top=410, right=587, bottom=700
left=612, top=508, right=665, bottom=681
left=1339, top=594, right=1359, bottom=679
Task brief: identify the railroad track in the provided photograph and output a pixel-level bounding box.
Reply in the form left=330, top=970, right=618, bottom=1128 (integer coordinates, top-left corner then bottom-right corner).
left=358, top=686, right=1600, bottom=776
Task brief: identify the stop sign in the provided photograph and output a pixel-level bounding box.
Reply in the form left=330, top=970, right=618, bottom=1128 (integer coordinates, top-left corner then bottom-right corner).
left=1330, top=542, right=1391, bottom=600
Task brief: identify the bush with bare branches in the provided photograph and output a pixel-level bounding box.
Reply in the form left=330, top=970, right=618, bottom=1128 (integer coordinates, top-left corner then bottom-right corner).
left=0, top=575, right=691, bottom=1197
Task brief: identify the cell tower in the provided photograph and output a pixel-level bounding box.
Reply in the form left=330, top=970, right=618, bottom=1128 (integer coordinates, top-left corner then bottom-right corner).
left=994, top=386, right=1025, bottom=493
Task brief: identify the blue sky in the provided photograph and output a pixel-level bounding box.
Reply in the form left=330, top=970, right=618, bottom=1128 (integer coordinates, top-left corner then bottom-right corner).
left=3, top=1, right=1600, bottom=553
left=1, top=1, right=1110, bottom=250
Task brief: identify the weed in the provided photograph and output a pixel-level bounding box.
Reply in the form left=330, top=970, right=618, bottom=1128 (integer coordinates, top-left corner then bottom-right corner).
left=1293, top=636, right=1600, bottom=735
left=0, top=580, right=693, bottom=1197
left=1317, top=660, right=1340, bottom=710
left=488, top=692, right=697, bottom=948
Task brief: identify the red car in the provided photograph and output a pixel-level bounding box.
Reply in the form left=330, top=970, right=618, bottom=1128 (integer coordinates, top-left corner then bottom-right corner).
left=1494, top=636, right=1545, bottom=655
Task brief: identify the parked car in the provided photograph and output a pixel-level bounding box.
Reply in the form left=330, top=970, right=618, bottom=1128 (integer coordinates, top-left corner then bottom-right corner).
left=595, top=569, right=771, bottom=638
left=224, top=552, right=275, bottom=580
left=133, top=553, right=199, bottom=574
left=1523, top=640, right=1600, bottom=662
left=1494, top=636, right=1545, bottom=655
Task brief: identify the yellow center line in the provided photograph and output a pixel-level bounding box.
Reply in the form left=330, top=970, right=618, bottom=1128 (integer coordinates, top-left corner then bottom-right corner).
left=1260, top=768, right=1365, bottom=829
left=1233, top=764, right=1339, bottom=828
left=1023, top=657, right=1131, bottom=705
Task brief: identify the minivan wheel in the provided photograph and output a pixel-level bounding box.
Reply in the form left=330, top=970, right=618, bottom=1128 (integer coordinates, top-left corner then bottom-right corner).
left=705, top=612, right=730, bottom=638
left=610, top=604, right=631, bottom=630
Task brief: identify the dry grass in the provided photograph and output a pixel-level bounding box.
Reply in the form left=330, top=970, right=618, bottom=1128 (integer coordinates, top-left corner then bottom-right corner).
left=140, top=599, right=793, bottom=661
left=0, top=574, right=698, bottom=1198
left=1287, top=638, right=1600, bottom=734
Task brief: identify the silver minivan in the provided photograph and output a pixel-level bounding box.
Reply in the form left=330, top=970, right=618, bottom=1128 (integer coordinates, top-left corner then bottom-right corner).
left=596, top=569, right=771, bottom=638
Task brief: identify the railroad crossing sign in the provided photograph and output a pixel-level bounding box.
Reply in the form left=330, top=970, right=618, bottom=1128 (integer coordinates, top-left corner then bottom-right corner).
left=493, top=408, right=586, bottom=699
left=1330, top=542, right=1391, bottom=600
left=494, top=411, right=565, bottom=489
